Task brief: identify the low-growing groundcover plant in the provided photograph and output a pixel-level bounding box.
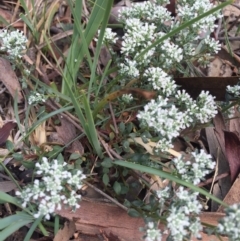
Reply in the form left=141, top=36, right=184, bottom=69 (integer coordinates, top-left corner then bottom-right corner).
left=0, top=0, right=239, bottom=240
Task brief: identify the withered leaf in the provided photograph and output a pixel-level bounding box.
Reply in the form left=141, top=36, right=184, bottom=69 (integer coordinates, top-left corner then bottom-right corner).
left=0, top=121, right=16, bottom=146
left=0, top=57, right=23, bottom=102
left=224, top=131, right=240, bottom=182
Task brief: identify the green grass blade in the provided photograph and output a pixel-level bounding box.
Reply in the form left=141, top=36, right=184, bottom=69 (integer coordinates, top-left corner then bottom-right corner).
left=136, top=0, right=233, bottom=60
left=0, top=212, right=33, bottom=230
left=82, top=94, right=102, bottom=157
left=62, top=0, right=110, bottom=94
left=88, top=0, right=114, bottom=100
left=54, top=215, right=60, bottom=235
left=0, top=191, right=23, bottom=208
left=0, top=219, right=33, bottom=241
left=19, top=13, right=35, bottom=34
left=23, top=216, right=43, bottom=241
left=114, top=161, right=227, bottom=207
left=94, top=60, right=112, bottom=105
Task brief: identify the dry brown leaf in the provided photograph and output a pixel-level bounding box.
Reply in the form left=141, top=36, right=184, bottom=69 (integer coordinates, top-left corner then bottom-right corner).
left=218, top=175, right=240, bottom=212
left=0, top=181, right=17, bottom=192
left=206, top=127, right=231, bottom=211
left=208, top=57, right=233, bottom=77
left=224, top=131, right=240, bottom=182
left=213, top=112, right=227, bottom=157
left=175, top=76, right=239, bottom=101
left=53, top=221, right=76, bottom=241
left=0, top=58, right=23, bottom=102
left=109, top=6, right=126, bottom=24
left=0, top=121, right=17, bottom=146
left=55, top=117, right=84, bottom=155
left=56, top=199, right=228, bottom=241
left=99, top=46, right=111, bottom=67
left=223, top=4, right=240, bottom=20
left=229, top=108, right=240, bottom=135
left=0, top=9, right=23, bottom=28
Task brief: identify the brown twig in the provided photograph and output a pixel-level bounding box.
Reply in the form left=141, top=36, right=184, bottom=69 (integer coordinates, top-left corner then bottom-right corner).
left=197, top=172, right=230, bottom=188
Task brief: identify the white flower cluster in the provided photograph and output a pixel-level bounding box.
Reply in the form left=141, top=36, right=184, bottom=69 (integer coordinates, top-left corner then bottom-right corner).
left=144, top=222, right=162, bottom=241
left=177, top=0, right=222, bottom=33
left=119, top=59, right=139, bottom=78
left=28, top=92, right=46, bottom=105
left=167, top=187, right=202, bottom=241
left=156, top=186, right=171, bottom=206
left=194, top=91, right=218, bottom=123
left=217, top=204, right=240, bottom=240
left=173, top=150, right=215, bottom=185
left=0, top=29, right=27, bottom=59
left=120, top=18, right=157, bottom=65
left=137, top=96, right=187, bottom=151
left=119, top=1, right=172, bottom=24
left=115, top=0, right=220, bottom=72
left=144, top=67, right=177, bottom=97
left=226, top=84, right=240, bottom=97
left=16, top=157, right=86, bottom=220
left=97, top=28, right=117, bottom=45
left=137, top=90, right=217, bottom=152
left=122, top=93, right=133, bottom=103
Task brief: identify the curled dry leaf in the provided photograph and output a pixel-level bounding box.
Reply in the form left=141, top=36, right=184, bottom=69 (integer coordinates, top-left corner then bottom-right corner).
left=55, top=117, right=84, bottom=155
left=53, top=221, right=76, bottom=241
left=0, top=121, right=16, bottom=146
left=0, top=57, right=23, bottom=102
left=224, top=130, right=240, bottom=182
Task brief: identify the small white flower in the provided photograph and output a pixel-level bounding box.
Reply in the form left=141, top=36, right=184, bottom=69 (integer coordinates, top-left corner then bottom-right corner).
left=217, top=204, right=240, bottom=240
left=144, top=221, right=162, bottom=241
left=144, top=67, right=177, bottom=97
left=173, top=150, right=215, bottom=185
left=227, top=84, right=240, bottom=97
left=0, top=29, right=27, bottom=59
left=16, top=157, right=86, bottom=220
left=96, top=28, right=117, bottom=45
left=28, top=92, right=46, bottom=105
left=122, top=94, right=133, bottom=103
left=119, top=59, right=140, bottom=78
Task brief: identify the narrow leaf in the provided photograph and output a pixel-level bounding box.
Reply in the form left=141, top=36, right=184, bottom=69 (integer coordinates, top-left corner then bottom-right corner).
left=0, top=219, right=33, bottom=241
left=0, top=122, right=16, bottom=146
left=0, top=212, right=33, bottom=230
left=224, top=131, right=240, bottom=182
left=0, top=191, right=22, bottom=208
left=114, top=161, right=227, bottom=206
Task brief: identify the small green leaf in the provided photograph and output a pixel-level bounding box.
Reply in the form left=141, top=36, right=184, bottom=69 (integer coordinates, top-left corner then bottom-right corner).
left=119, top=122, right=125, bottom=133
left=113, top=181, right=121, bottom=195
left=126, top=123, right=133, bottom=133
left=21, top=161, right=35, bottom=169
left=5, top=141, right=14, bottom=151
left=120, top=185, right=129, bottom=195
left=57, top=153, right=64, bottom=163
left=123, top=199, right=131, bottom=208
left=69, top=153, right=81, bottom=160
left=109, top=132, right=115, bottom=140
left=132, top=200, right=144, bottom=207
left=12, top=153, right=23, bottom=161
left=102, top=173, right=109, bottom=186
left=123, top=140, right=130, bottom=152
left=101, top=158, right=113, bottom=168
left=128, top=208, right=141, bottom=218
left=102, top=167, right=109, bottom=174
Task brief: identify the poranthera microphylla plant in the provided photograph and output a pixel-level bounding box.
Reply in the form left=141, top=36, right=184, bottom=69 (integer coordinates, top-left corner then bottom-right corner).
left=98, top=0, right=240, bottom=240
